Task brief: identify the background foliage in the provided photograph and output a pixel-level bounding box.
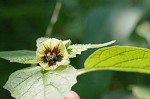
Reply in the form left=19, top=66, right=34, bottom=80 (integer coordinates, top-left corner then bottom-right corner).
left=0, top=0, right=150, bottom=99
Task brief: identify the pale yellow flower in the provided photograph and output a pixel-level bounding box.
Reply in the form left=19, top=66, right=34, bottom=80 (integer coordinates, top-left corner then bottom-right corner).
left=36, top=38, right=70, bottom=70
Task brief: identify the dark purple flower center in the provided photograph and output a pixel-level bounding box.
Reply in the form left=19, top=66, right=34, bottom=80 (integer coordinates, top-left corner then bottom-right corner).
left=42, top=47, right=63, bottom=66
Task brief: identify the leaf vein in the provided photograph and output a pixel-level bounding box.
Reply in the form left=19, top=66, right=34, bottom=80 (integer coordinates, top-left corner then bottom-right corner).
left=13, top=71, right=40, bottom=93
left=93, top=49, right=137, bottom=68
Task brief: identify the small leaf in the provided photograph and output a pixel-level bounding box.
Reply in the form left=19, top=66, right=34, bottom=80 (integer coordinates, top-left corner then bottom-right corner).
left=68, top=40, right=116, bottom=58
left=3, top=65, right=77, bottom=99
left=130, top=85, right=150, bottom=98
left=62, top=40, right=71, bottom=48
left=0, top=50, right=37, bottom=64
left=84, top=46, right=150, bottom=74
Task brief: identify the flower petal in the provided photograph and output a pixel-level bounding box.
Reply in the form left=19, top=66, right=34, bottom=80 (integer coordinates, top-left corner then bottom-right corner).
left=36, top=38, right=70, bottom=70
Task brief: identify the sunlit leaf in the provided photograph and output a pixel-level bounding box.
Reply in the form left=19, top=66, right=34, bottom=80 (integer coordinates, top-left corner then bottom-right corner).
left=0, top=50, right=37, bottom=64
left=84, top=46, right=150, bottom=74
left=3, top=65, right=77, bottom=99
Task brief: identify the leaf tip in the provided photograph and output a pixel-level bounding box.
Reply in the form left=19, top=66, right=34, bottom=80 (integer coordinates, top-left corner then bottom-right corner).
left=109, top=40, right=116, bottom=44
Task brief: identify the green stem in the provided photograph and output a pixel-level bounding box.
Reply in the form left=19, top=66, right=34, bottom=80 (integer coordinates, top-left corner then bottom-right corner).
left=77, top=68, right=98, bottom=76
left=45, top=0, right=62, bottom=37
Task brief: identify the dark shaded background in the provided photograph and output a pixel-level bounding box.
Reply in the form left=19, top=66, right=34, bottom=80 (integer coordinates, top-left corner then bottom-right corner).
left=0, top=0, right=150, bottom=99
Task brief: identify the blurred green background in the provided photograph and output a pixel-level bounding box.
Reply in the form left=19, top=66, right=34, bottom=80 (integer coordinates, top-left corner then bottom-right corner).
left=1, top=0, right=150, bottom=99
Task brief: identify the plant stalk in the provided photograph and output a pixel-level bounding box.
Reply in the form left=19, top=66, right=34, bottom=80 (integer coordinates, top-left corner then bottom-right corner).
left=45, top=0, right=62, bottom=37
left=77, top=68, right=97, bottom=76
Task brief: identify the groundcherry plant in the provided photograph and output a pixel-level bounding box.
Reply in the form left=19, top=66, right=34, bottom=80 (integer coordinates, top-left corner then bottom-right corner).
left=1, top=37, right=150, bottom=99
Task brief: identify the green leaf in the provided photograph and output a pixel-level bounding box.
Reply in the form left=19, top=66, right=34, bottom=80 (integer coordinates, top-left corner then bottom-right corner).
left=68, top=40, right=116, bottom=58
left=62, top=40, right=71, bottom=48
left=84, top=46, right=150, bottom=74
left=130, top=85, right=150, bottom=99
left=3, top=65, right=77, bottom=99
left=0, top=50, right=37, bottom=64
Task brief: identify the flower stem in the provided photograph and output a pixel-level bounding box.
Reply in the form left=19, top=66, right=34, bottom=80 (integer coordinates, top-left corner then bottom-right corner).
left=45, top=0, right=62, bottom=37
left=77, top=68, right=97, bottom=76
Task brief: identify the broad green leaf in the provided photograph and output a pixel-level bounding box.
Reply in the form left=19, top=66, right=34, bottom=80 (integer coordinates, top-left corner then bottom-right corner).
left=68, top=40, right=116, bottom=58
left=130, top=85, right=150, bottom=99
left=0, top=50, right=37, bottom=64
left=84, top=46, right=150, bottom=74
left=3, top=65, right=77, bottom=99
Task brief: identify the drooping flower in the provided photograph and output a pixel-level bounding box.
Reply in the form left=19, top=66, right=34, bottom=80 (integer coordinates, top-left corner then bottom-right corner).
left=36, top=38, right=70, bottom=70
